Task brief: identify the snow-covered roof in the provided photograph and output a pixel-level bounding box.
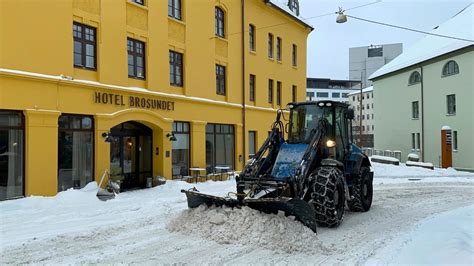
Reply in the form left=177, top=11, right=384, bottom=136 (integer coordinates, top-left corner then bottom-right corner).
left=347, top=86, right=373, bottom=96
left=370, top=5, right=474, bottom=80
left=266, top=0, right=314, bottom=30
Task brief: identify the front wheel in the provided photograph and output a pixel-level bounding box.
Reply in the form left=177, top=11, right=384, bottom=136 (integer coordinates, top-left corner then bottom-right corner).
left=348, top=166, right=373, bottom=212
left=309, top=167, right=346, bottom=227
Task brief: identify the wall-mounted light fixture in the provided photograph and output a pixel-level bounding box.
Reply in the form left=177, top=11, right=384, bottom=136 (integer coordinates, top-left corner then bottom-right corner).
left=102, top=132, right=112, bottom=143
left=166, top=132, right=177, bottom=141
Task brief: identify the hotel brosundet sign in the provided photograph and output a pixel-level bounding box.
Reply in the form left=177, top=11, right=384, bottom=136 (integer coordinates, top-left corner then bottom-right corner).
left=94, top=92, right=175, bottom=111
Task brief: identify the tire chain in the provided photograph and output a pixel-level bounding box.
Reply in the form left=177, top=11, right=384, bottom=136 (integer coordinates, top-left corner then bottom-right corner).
left=309, top=166, right=344, bottom=227
left=348, top=166, right=369, bottom=212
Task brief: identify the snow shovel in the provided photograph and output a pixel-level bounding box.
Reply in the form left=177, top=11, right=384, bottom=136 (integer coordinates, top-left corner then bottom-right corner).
left=96, top=169, right=116, bottom=201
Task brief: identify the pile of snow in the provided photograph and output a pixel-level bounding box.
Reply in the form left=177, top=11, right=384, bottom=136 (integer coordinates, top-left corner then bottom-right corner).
left=407, top=153, right=420, bottom=161
left=406, top=160, right=434, bottom=169
left=371, top=155, right=400, bottom=163
left=167, top=205, right=331, bottom=254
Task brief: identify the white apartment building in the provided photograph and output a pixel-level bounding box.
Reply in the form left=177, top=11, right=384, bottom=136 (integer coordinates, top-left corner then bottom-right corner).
left=349, top=43, right=403, bottom=88
left=348, top=86, right=374, bottom=147
left=306, top=78, right=360, bottom=103
left=369, top=5, right=473, bottom=171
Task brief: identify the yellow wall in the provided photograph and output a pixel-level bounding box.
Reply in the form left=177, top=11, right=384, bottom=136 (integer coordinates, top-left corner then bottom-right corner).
left=0, top=0, right=311, bottom=197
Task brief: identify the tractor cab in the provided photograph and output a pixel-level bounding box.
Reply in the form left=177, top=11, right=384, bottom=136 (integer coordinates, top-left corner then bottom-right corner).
left=287, top=101, right=354, bottom=161
left=271, top=101, right=354, bottom=180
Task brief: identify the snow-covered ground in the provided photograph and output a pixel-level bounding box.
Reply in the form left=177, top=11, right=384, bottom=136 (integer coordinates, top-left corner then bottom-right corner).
left=1, top=163, right=473, bottom=265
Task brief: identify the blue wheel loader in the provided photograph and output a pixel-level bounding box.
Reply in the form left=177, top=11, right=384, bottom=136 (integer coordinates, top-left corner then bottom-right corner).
left=181, top=101, right=373, bottom=233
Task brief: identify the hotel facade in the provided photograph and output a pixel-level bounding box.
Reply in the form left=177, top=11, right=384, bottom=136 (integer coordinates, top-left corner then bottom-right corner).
left=0, top=0, right=312, bottom=200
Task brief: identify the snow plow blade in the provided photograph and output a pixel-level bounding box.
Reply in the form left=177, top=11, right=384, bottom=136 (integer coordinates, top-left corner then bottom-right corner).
left=181, top=189, right=239, bottom=208
left=244, top=197, right=317, bottom=233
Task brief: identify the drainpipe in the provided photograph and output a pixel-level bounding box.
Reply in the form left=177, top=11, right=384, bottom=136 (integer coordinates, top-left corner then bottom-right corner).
left=241, top=0, right=246, bottom=168
left=420, top=65, right=425, bottom=162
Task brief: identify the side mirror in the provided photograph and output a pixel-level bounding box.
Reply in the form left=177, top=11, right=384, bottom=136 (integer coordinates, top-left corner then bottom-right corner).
left=347, top=109, right=355, bottom=120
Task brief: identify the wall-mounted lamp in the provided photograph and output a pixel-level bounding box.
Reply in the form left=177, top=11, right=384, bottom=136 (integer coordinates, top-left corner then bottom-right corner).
left=102, top=132, right=112, bottom=143
left=166, top=132, right=177, bottom=141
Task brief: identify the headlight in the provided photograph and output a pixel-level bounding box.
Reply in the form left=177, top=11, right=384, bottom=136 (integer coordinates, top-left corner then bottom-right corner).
left=326, top=140, right=336, bottom=148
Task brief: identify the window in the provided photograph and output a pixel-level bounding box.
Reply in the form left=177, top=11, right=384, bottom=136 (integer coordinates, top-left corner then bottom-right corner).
left=276, top=37, right=282, bottom=61
left=316, top=92, right=328, bottom=98
left=58, top=115, right=94, bottom=192
left=268, top=33, right=274, bottom=58
left=168, top=0, right=181, bottom=20
left=216, top=64, right=226, bottom=95
left=206, top=124, right=234, bottom=173
left=372, top=125, right=374, bottom=130
left=447, top=94, right=456, bottom=115
left=248, top=131, right=256, bottom=157
left=442, top=60, right=459, bottom=76
left=362, top=115, right=365, bottom=120
left=172, top=122, right=190, bottom=178
left=0, top=111, right=24, bottom=201
left=372, top=103, right=374, bottom=109
left=362, top=126, right=365, bottom=132
left=412, top=133, right=416, bottom=149
left=73, top=23, right=96, bottom=70
left=342, top=93, right=348, bottom=98
left=249, top=24, right=256, bottom=51
left=416, top=133, right=421, bottom=150
left=292, top=44, right=297, bottom=66
left=306, top=92, right=314, bottom=101
left=276, top=81, right=282, bottom=105
left=409, top=71, right=421, bottom=85
left=268, top=79, right=274, bottom=103
left=372, top=114, right=374, bottom=119
left=249, top=74, right=255, bottom=102
left=412, top=101, right=419, bottom=119
left=127, top=38, right=145, bottom=79
left=453, top=131, right=458, bottom=151
left=215, top=7, right=225, bottom=37
left=292, top=85, right=297, bottom=102
left=367, top=104, right=370, bottom=110
left=368, top=46, right=383, bottom=57
left=332, top=92, right=340, bottom=98
left=352, top=96, right=355, bottom=101
left=132, top=0, right=144, bottom=5
left=169, top=51, right=183, bottom=87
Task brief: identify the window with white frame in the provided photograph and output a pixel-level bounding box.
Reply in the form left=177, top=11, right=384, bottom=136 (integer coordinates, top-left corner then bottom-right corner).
left=447, top=94, right=456, bottom=115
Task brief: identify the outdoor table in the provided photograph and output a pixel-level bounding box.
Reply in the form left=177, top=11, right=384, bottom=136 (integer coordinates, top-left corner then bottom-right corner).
left=189, top=167, right=206, bottom=183
left=215, top=166, right=230, bottom=181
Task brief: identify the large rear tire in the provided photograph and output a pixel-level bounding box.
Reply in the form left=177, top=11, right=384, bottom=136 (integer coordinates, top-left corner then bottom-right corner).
left=309, top=167, right=346, bottom=228
left=348, top=166, right=373, bottom=212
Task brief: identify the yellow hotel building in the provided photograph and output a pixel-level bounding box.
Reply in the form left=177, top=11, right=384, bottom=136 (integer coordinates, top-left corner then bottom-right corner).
left=0, top=0, right=312, bottom=200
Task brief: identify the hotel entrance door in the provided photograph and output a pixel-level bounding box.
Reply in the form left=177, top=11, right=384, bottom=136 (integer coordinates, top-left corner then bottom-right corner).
left=110, top=122, right=152, bottom=190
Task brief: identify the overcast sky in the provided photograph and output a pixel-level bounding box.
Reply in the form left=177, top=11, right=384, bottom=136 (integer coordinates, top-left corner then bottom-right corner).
left=298, top=0, right=472, bottom=80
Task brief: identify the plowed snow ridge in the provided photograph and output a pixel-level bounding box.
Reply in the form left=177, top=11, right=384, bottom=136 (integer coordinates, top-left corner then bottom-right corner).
left=167, top=205, right=329, bottom=254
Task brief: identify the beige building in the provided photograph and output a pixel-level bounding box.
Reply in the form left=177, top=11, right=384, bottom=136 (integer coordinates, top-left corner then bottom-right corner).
left=348, top=86, right=374, bottom=147
left=370, top=6, right=473, bottom=171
